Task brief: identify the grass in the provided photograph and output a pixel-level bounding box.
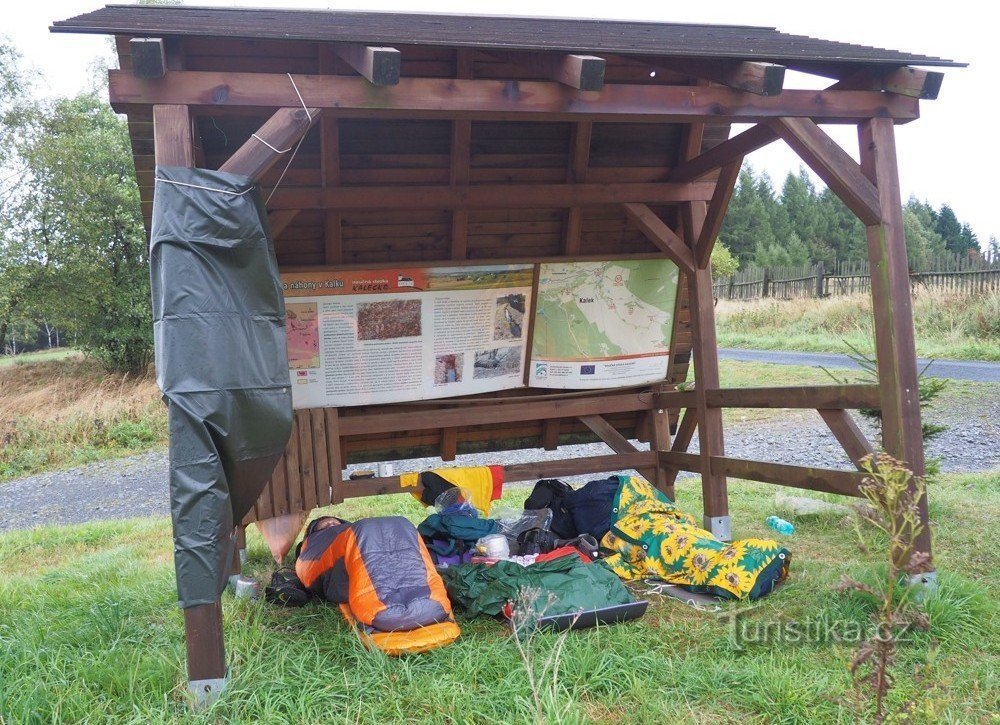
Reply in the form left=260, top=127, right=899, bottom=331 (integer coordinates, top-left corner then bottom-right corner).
left=0, top=348, right=80, bottom=368
left=716, top=289, right=1000, bottom=361
left=1, top=469, right=998, bottom=723
left=0, top=356, right=165, bottom=480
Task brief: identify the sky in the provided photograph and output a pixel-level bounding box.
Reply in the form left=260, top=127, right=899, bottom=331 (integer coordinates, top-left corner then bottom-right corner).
left=9, top=0, right=997, bottom=245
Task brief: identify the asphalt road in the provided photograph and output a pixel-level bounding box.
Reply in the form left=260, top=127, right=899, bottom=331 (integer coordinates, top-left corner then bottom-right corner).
left=718, top=348, right=1000, bottom=383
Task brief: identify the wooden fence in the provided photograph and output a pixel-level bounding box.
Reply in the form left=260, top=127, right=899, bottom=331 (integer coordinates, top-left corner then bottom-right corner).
left=714, top=251, right=1000, bottom=300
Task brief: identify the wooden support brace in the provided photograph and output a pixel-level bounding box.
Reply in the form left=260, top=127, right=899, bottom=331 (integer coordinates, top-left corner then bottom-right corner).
left=696, top=160, right=742, bottom=267
left=563, top=121, right=592, bottom=255
left=818, top=409, right=875, bottom=468
left=541, top=420, right=561, bottom=451
left=440, top=428, right=458, bottom=462
left=219, top=106, right=320, bottom=182
left=129, top=37, right=166, bottom=79
left=769, top=116, right=882, bottom=226
left=153, top=104, right=195, bottom=167
left=702, top=384, right=882, bottom=409
left=623, top=203, right=696, bottom=274
left=334, top=44, right=401, bottom=86
left=660, top=407, right=698, bottom=491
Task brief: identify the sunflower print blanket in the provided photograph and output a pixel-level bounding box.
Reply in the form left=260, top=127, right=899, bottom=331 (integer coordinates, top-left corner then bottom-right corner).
left=601, top=477, right=790, bottom=600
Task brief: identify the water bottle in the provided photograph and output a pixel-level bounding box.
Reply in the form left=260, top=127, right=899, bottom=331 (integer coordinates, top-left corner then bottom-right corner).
left=766, top=515, right=795, bottom=535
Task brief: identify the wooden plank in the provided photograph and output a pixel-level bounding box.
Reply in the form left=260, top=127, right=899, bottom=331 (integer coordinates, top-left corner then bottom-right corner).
left=309, top=408, right=330, bottom=507
left=324, top=408, right=344, bottom=505
left=659, top=452, right=865, bottom=497
left=340, top=392, right=650, bottom=437
left=218, top=106, right=320, bottom=182
left=129, top=38, right=166, bottom=79
left=269, top=449, right=289, bottom=516
left=109, top=71, right=921, bottom=122
left=269, top=181, right=715, bottom=211
left=646, top=58, right=785, bottom=96
left=623, top=203, right=695, bottom=274
left=704, top=384, right=882, bottom=409
left=648, top=403, right=674, bottom=497
left=801, top=64, right=944, bottom=100
left=333, top=44, right=401, bottom=86
left=493, top=51, right=606, bottom=90
left=152, top=104, right=194, bottom=167
left=298, top=411, right=317, bottom=512
left=541, top=419, right=561, bottom=451
left=696, top=160, right=742, bottom=267
left=285, top=415, right=304, bottom=516
left=440, top=427, right=458, bottom=462
left=324, top=211, right=343, bottom=265
left=818, top=409, right=875, bottom=467
left=563, top=120, right=592, bottom=255
left=858, top=116, right=930, bottom=561
left=769, top=116, right=881, bottom=226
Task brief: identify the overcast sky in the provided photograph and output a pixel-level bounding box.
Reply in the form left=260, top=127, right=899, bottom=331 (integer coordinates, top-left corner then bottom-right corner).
left=10, top=1, right=996, bottom=245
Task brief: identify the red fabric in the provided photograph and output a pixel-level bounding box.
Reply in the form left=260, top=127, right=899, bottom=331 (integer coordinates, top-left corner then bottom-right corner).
left=535, top=546, right=593, bottom=564
left=488, top=465, right=504, bottom=501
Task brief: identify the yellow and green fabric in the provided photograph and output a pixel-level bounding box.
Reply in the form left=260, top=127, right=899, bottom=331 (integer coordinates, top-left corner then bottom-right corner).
left=601, top=477, right=790, bottom=600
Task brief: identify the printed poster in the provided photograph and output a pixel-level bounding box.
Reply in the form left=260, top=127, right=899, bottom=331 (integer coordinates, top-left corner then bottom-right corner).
left=528, top=259, right=680, bottom=389
left=282, top=265, right=533, bottom=408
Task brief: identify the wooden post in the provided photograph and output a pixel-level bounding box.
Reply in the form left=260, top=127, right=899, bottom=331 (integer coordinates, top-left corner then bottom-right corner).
left=858, top=117, right=932, bottom=574
left=154, top=103, right=228, bottom=704
left=682, top=200, right=730, bottom=540
left=815, top=261, right=825, bottom=298
left=762, top=268, right=771, bottom=298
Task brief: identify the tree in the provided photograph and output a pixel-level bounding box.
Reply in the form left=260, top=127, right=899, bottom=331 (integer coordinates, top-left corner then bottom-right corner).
left=1, top=90, right=152, bottom=374
left=710, top=241, right=739, bottom=278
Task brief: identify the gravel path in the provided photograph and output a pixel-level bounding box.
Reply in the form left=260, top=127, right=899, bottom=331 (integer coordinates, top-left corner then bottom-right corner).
left=2, top=388, right=996, bottom=533
left=718, top=348, right=1000, bottom=383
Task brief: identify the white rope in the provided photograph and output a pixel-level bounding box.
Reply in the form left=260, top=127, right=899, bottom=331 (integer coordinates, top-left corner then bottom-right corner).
left=264, top=73, right=314, bottom=204
left=251, top=133, right=292, bottom=154
left=288, top=72, right=313, bottom=122
left=154, top=177, right=255, bottom=196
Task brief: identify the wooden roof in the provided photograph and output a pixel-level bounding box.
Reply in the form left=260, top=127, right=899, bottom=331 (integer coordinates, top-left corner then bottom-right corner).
left=53, top=6, right=961, bottom=69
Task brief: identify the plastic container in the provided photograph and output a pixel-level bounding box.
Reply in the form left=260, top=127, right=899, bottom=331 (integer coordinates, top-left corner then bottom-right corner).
left=476, top=534, right=510, bottom=558
left=766, top=515, right=795, bottom=535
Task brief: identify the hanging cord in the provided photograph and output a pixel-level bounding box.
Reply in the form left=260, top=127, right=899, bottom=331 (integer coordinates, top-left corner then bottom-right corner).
left=153, top=177, right=255, bottom=196
left=264, top=73, right=315, bottom=205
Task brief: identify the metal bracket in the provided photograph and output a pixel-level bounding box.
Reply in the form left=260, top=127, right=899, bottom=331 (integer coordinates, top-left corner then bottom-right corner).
left=188, top=672, right=228, bottom=709
left=704, top=515, right=732, bottom=542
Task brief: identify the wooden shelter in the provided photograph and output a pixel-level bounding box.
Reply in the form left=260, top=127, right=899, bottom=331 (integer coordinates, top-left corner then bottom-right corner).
left=53, top=5, right=961, bottom=701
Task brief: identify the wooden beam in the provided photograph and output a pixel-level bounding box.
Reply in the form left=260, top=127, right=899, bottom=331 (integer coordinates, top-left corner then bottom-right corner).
left=324, top=211, right=342, bottom=265
left=333, top=44, right=401, bottom=86
left=623, top=203, right=696, bottom=274
left=152, top=104, right=194, bottom=167
left=650, top=389, right=698, bottom=409
left=659, top=452, right=865, bottom=497
left=795, top=64, right=945, bottom=100
left=218, top=106, right=320, bottom=182
left=696, top=160, right=742, bottom=267
left=339, top=392, right=650, bottom=438
left=541, top=420, right=561, bottom=451
left=108, top=71, right=921, bottom=123
left=670, top=124, right=775, bottom=182
left=325, top=408, right=344, bottom=505
left=268, top=181, right=716, bottom=211
left=858, top=116, right=930, bottom=562
left=661, top=407, right=698, bottom=491
left=495, top=51, right=606, bottom=90
left=342, top=452, right=658, bottom=498
left=818, top=409, right=875, bottom=467
left=440, top=428, right=458, bottom=462
left=646, top=58, right=786, bottom=96
left=318, top=48, right=342, bottom=266
left=129, top=38, right=166, bottom=79
left=769, top=116, right=882, bottom=226
left=703, top=384, right=882, bottom=409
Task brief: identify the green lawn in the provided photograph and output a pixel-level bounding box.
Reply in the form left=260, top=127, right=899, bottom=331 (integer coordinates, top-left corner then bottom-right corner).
left=2, top=470, right=997, bottom=723
left=0, top=348, right=79, bottom=368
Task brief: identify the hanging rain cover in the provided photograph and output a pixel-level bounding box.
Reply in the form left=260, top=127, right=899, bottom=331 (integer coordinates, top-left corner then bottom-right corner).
left=151, top=166, right=292, bottom=608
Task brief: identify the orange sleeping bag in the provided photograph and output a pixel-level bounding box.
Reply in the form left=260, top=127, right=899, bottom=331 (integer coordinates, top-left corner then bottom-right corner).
left=295, top=516, right=460, bottom=654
